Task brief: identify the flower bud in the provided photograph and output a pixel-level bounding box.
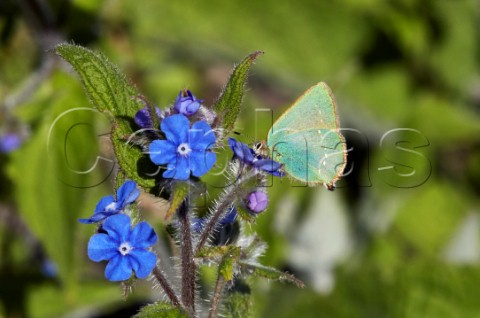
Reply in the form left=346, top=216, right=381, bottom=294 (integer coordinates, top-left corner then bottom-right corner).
left=247, top=191, right=268, bottom=213
left=174, top=89, right=202, bottom=116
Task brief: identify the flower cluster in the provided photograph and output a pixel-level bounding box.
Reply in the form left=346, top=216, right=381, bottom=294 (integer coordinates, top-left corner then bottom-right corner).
left=79, top=180, right=157, bottom=281
left=61, top=45, right=311, bottom=317
left=133, top=90, right=216, bottom=181
left=77, top=80, right=293, bottom=318
left=149, top=114, right=216, bottom=180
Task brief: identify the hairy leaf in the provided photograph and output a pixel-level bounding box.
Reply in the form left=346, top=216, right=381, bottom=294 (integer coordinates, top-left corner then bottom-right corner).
left=134, top=302, right=188, bottom=318
left=239, top=262, right=304, bottom=288
left=56, top=44, right=156, bottom=189
left=212, top=51, right=263, bottom=135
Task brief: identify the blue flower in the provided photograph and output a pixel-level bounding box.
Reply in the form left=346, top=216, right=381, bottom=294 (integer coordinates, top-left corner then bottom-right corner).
left=228, top=138, right=284, bottom=177
left=149, top=114, right=216, bottom=180
left=79, top=180, right=140, bottom=224
left=87, top=214, right=157, bottom=281
left=174, top=90, right=202, bottom=116
left=134, top=106, right=162, bottom=129
left=0, top=133, right=22, bottom=153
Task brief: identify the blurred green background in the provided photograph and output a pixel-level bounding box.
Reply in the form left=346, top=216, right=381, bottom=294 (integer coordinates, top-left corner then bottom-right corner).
left=1, top=0, right=480, bottom=317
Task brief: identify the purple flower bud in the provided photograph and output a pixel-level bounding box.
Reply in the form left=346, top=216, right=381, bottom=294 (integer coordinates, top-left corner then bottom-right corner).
left=247, top=191, right=269, bottom=213
left=0, top=133, right=23, bottom=153
left=134, top=106, right=162, bottom=129
left=174, top=90, right=202, bottom=116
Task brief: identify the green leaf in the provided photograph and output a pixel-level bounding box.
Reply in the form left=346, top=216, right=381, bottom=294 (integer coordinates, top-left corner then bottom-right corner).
left=165, top=182, right=190, bottom=220
left=239, top=262, right=304, bottom=288
left=134, top=302, right=188, bottom=318
left=55, top=43, right=156, bottom=189
left=55, top=44, right=141, bottom=116
left=111, top=117, right=156, bottom=189
left=6, top=71, right=109, bottom=301
left=196, top=245, right=231, bottom=259
left=212, top=51, right=263, bottom=135
left=219, top=247, right=241, bottom=282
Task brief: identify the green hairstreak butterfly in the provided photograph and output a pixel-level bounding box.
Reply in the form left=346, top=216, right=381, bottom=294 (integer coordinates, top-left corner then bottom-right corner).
left=266, top=82, right=347, bottom=189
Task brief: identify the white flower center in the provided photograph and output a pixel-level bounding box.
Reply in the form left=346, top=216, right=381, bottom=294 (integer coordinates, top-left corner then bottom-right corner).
left=118, top=242, right=133, bottom=256
left=105, top=202, right=117, bottom=211
left=177, top=143, right=192, bottom=157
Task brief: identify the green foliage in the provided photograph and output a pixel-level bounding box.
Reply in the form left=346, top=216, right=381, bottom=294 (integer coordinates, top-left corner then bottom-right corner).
left=224, top=291, right=255, bottom=318
left=165, top=182, right=190, bottom=220
left=213, top=51, right=263, bottom=135
left=260, top=263, right=480, bottom=318
left=240, top=262, right=304, bottom=288
left=133, top=302, right=188, bottom=318
left=29, top=282, right=122, bottom=318
left=393, top=182, right=466, bottom=256
left=6, top=71, right=109, bottom=299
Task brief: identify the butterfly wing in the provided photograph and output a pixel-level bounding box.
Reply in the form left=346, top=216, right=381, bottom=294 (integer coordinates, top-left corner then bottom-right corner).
left=269, top=82, right=339, bottom=134
left=267, top=82, right=346, bottom=187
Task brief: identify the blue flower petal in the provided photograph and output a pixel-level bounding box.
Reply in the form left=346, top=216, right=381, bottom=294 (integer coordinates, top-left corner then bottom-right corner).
left=105, top=255, right=132, bottom=281
left=129, top=250, right=157, bottom=279
left=228, top=138, right=255, bottom=164
left=191, top=217, right=205, bottom=233
left=253, top=159, right=282, bottom=172
left=116, top=180, right=140, bottom=207
left=78, top=211, right=118, bottom=224
left=160, top=114, right=189, bottom=145
left=162, top=163, right=177, bottom=179
left=129, top=222, right=157, bottom=248
left=102, top=214, right=131, bottom=243
left=253, top=159, right=285, bottom=176
left=190, top=121, right=216, bottom=151
left=220, top=207, right=237, bottom=224
left=190, top=151, right=216, bottom=177
left=149, top=140, right=177, bottom=165
left=87, top=233, right=118, bottom=261
left=94, top=195, right=116, bottom=214
left=170, top=156, right=190, bottom=180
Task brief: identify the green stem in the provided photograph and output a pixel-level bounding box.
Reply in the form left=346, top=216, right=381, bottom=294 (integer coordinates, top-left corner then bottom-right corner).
left=195, top=169, right=258, bottom=254
left=208, top=273, right=225, bottom=318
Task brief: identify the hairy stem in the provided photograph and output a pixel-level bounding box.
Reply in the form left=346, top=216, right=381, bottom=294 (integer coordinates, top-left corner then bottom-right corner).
left=152, top=267, right=181, bottom=308
left=195, top=169, right=258, bottom=254
left=208, top=273, right=226, bottom=318
left=178, top=200, right=196, bottom=317
left=195, top=189, right=233, bottom=254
